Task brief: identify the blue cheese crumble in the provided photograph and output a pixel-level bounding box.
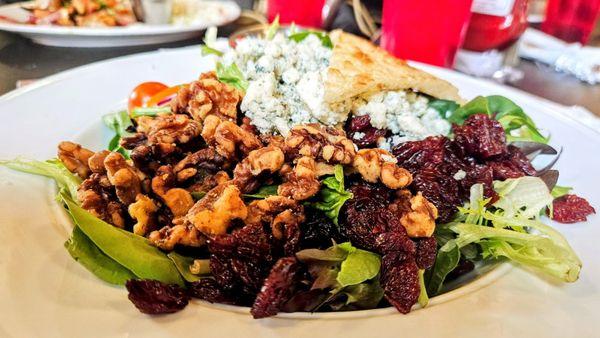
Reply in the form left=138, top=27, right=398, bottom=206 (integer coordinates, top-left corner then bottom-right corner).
left=351, top=90, right=451, bottom=150
left=223, top=33, right=347, bottom=136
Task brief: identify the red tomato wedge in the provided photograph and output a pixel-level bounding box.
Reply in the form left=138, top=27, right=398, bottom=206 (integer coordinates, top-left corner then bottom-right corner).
left=128, top=82, right=168, bottom=112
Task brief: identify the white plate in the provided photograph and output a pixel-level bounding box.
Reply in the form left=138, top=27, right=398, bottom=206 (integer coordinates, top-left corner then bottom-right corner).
left=0, top=1, right=240, bottom=47
left=0, top=46, right=599, bottom=337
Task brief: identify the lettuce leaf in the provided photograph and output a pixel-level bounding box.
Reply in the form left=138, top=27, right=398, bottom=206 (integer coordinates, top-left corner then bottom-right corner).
left=288, top=31, right=333, bottom=48
left=243, top=184, right=279, bottom=199
left=216, top=62, right=248, bottom=92
left=417, top=269, right=429, bottom=307
left=200, top=26, right=223, bottom=57
left=311, top=165, right=353, bottom=226
left=551, top=185, right=572, bottom=199
left=102, top=110, right=133, bottom=158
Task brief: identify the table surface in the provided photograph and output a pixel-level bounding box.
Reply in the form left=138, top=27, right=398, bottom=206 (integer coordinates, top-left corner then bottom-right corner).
left=1, top=25, right=599, bottom=116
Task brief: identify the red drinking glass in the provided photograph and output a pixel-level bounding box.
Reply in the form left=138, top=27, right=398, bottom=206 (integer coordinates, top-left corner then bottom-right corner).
left=541, top=0, right=600, bottom=44
left=380, top=0, right=474, bottom=68
left=267, top=0, right=326, bottom=28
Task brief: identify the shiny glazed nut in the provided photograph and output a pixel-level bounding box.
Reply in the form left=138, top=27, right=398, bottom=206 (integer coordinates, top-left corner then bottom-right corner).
left=201, top=115, right=262, bottom=160
left=148, top=223, right=207, bottom=251
left=232, top=146, right=285, bottom=193
left=278, top=156, right=320, bottom=201
left=137, top=114, right=201, bottom=145
left=129, top=194, right=159, bottom=236
left=58, top=141, right=94, bottom=178
left=77, top=173, right=126, bottom=228
left=88, top=150, right=110, bottom=174
left=284, top=124, right=356, bottom=164
left=104, top=152, right=142, bottom=206
left=353, top=148, right=412, bottom=189
left=151, top=165, right=195, bottom=217
left=186, top=184, right=248, bottom=236
left=399, top=192, right=438, bottom=238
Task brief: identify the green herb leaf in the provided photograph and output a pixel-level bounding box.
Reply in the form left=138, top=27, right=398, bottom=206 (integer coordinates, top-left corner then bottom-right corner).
left=551, top=185, right=573, bottom=199
left=65, top=227, right=136, bottom=285
left=337, top=248, right=381, bottom=287
left=343, top=279, right=384, bottom=309
left=216, top=62, right=248, bottom=92
left=130, top=106, right=172, bottom=118
left=265, top=15, right=279, bottom=40
left=61, top=192, right=185, bottom=286
left=288, top=31, right=333, bottom=48
left=428, top=99, right=459, bottom=119
left=426, top=239, right=460, bottom=296
left=417, top=269, right=429, bottom=307
left=243, top=184, right=279, bottom=199
left=201, top=45, right=224, bottom=57
left=449, top=95, right=548, bottom=144
left=0, top=158, right=81, bottom=201
left=102, top=110, right=133, bottom=158
left=311, top=165, right=353, bottom=226
left=167, top=252, right=202, bottom=283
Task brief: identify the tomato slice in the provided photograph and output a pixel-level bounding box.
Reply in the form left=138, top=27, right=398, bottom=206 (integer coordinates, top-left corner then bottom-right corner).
left=145, top=84, right=187, bottom=108
left=128, top=82, right=168, bottom=112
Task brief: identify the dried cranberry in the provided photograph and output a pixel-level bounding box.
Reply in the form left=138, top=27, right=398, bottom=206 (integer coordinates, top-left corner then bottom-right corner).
left=488, top=145, right=536, bottom=180
left=375, top=231, right=415, bottom=256
left=209, top=255, right=239, bottom=291
left=393, top=136, right=449, bottom=173
left=300, top=208, right=347, bottom=249
left=413, top=168, right=463, bottom=223
left=251, top=257, right=301, bottom=318
left=453, top=114, right=507, bottom=160
left=231, top=257, right=269, bottom=294
left=345, top=115, right=388, bottom=148
left=188, top=278, right=236, bottom=305
left=414, top=237, right=437, bottom=270
left=379, top=252, right=420, bottom=314
left=126, top=279, right=189, bottom=315
left=551, top=194, right=596, bottom=223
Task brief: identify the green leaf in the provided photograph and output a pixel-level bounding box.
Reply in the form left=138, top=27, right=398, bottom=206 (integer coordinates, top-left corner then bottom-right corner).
left=311, top=165, right=353, bottom=226
left=417, top=269, right=429, bottom=307
left=428, top=99, right=459, bottom=119
left=167, top=252, right=202, bottom=283
left=216, top=62, right=248, bottom=92
left=65, top=227, right=136, bottom=285
left=0, top=158, right=81, bottom=201
left=288, top=31, right=333, bottom=48
left=426, top=240, right=461, bottom=296
left=102, top=110, right=133, bottom=159
left=265, top=15, right=279, bottom=40
left=296, top=246, right=348, bottom=262
left=201, top=45, right=223, bottom=57
left=243, top=184, right=279, bottom=199
left=343, top=279, right=384, bottom=309
left=61, top=193, right=185, bottom=286
left=130, top=106, right=172, bottom=118
left=551, top=185, right=572, bottom=199
left=492, top=177, right=554, bottom=219
left=336, top=248, right=381, bottom=287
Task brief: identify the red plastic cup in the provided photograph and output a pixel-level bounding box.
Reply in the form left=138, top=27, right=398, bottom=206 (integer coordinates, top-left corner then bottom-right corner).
left=266, top=0, right=326, bottom=28
left=380, top=0, right=474, bottom=68
left=541, top=0, right=600, bottom=44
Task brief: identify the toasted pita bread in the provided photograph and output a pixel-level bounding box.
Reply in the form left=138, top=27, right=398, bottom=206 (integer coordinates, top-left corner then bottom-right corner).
left=324, top=30, right=463, bottom=104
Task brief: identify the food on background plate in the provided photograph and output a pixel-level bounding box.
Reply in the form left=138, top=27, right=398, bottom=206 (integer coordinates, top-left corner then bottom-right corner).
left=1, top=25, right=594, bottom=319
left=25, top=0, right=137, bottom=26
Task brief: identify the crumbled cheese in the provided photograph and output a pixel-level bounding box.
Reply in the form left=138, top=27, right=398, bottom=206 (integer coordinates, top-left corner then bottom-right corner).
left=453, top=170, right=467, bottom=180
left=353, top=132, right=366, bottom=140
left=224, top=33, right=347, bottom=135
left=353, top=90, right=451, bottom=149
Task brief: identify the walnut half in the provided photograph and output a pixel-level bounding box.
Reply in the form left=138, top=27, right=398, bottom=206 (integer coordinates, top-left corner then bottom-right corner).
left=398, top=192, right=438, bottom=238
left=284, top=124, right=356, bottom=164
left=353, top=148, right=412, bottom=189
left=278, top=156, right=320, bottom=201
left=186, top=183, right=248, bottom=236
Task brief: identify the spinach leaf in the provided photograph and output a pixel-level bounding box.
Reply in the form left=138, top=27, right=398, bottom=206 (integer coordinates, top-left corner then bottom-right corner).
left=288, top=31, right=333, bottom=48
left=216, top=62, right=248, bottom=92
left=551, top=185, right=572, bottom=199
left=428, top=99, right=459, bottom=119
left=65, top=227, right=136, bottom=285
left=336, top=248, right=381, bottom=287
left=311, top=165, right=353, bottom=226
left=102, top=110, right=133, bottom=158
left=449, top=96, right=548, bottom=144
left=243, top=184, right=279, bottom=199
left=426, top=240, right=461, bottom=296
left=130, top=106, right=172, bottom=118
left=167, top=252, right=203, bottom=283
left=343, top=279, right=384, bottom=309
left=61, top=193, right=185, bottom=286
left=0, top=158, right=81, bottom=201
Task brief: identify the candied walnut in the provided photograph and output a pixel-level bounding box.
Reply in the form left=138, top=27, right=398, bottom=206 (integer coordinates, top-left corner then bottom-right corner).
left=284, top=124, right=356, bottom=164
left=104, top=152, right=142, bottom=206
left=88, top=150, right=109, bottom=174
left=137, top=114, right=201, bottom=145
left=186, top=184, right=247, bottom=236
left=397, top=192, right=438, bottom=238
left=201, top=115, right=262, bottom=160
left=173, top=148, right=229, bottom=182
left=188, top=170, right=230, bottom=195
left=278, top=156, right=320, bottom=201
left=171, top=72, right=241, bottom=122
left=151, top=165, right=195, bottom=217
left=353, top=148, right=412, bottom=189
left=58, top=141, right=94, bottom=178
left=128, top=194, right=159, bottom=236
left=232, top=146, right=285, bottom=193
left=148, top=222, right=207, bottom=250
left=126, top=279, right=189, bottom=315
left=251, top=257, right=301, bottom=319
left=78, top=173, right=126, bottom=228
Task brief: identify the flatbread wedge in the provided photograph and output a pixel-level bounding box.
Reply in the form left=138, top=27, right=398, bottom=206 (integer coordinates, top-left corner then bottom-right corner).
left=324, top=30, right=463, bottom=104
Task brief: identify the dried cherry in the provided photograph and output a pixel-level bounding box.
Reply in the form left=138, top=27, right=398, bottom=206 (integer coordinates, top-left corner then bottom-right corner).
left=379, top=252, right=420, bottom=314
left=344, top=115, right=388, bottom=148
left=551, top=194, right=596, bottom=223
left=453, top=114, right=507, bottom=160
left=251, top=257, right=301, bottom=318
left=126, top=279, right=189, bottom=315
left=187, top=278, right=236, bottom=304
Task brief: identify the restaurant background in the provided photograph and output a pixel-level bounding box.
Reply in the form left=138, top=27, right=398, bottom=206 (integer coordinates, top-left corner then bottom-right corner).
left=0, top=0, right=599, bottom=114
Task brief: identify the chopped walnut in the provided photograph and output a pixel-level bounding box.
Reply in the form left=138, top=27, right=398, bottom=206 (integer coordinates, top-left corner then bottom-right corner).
left=201, top=115, right=262, bottom=160
left=245, top=196, right=305, bottom=244
left=88, top=150, right=109, bottom=174
left=232, top=146, right=285, bottom=193
left=77, top=173, right=126, bottom=228
left=186, top=184, right=247, bottom=236
left=137, top=114, right=201, bottom=145
left=171, top=71, right=241, bottom=122
left=151, top=165, right=195, bottom=217
left=392, top=192, right=438, bottom=238
left=129, top=194, right=159, bottom=236
left=187, top=171, right=230, bottom=195
left=278, top=156, right=320, bottom=201
left=284, top=124, right=356, bottom=164
left=58, top=141, right=94, bottom=178
left=173, top=147, right=229, bottom=182
left=148, top=222, right=207, bottom=251
left=353, top=148, right=412, bottom=189
left=104, top=152, right=143, bottom=205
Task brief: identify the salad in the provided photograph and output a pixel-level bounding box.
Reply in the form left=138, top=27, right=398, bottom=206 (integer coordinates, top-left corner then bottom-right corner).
left=1, top=25, right=594, bottom=319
